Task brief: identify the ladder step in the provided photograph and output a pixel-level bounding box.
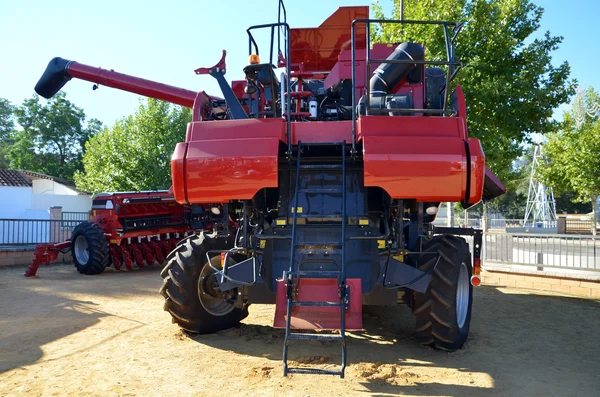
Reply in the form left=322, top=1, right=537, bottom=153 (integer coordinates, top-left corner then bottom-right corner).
left=287, top=333, right=344, bottom=341
left=298, top=164, right=343, bottom=169
left=286, top=368, right=344, bottom=377
left=295, top=241, right=343, bottom=246
left=289, top=271, right=342, bottom=277
left=291, top=301, right=342, bottom=307
left=298, top=142, right=345, bottom=147
left=296, top=214, right=344, bottom=219
left=298, top=188, right=343, bottom=194
left=286, top=367, right=343, bottom=376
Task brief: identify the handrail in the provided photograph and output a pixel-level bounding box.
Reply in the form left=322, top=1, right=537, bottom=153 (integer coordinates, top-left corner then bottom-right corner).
left=247, top=22, right=292, bottom=156
left=351, top=18, right=464, bottom=154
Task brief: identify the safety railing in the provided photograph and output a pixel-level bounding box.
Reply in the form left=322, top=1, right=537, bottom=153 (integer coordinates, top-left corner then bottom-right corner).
left=351, top=18, right=465, bottom=156
left=484, top=232, right=600, bottom=271
left=246, top=7, right=292, bottom=156
left=0, top=219, right=83, bottom=246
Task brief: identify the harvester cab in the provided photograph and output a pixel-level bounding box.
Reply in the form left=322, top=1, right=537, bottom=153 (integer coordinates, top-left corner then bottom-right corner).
left=35, top=0, right=505, bottom=378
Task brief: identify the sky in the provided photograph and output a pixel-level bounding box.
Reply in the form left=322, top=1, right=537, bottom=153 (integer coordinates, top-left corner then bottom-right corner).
left=1, top=0, right=598, bottom=128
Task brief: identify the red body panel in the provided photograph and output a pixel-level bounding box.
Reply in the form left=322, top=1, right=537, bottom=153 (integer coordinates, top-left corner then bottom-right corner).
left=467, top=139, right=486, bottom=204
left=173, top=119, right=283, bottom=204
left=289, top=6, right=368, bottom=72
left=274, top=278, right=363, bottom=330
left=363, top=135, right=467, bottom=201
left=291, top=121, right=352, bottom=144
left=359, top=111, right=483, bottom=202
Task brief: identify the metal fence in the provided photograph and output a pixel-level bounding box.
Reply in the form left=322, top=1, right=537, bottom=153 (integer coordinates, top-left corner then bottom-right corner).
left=484, top=232, right=599, bottom=271
left=61, top=211, right=89, bottom=222
left=489, top=218, right=559, bottom=229
left=0, top=219, right=83, bottom=245
left=564, top=219, right=597, bottom=235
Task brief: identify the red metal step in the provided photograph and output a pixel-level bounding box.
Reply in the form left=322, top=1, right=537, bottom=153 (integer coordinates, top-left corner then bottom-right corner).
left=273, top=278, right=363, bottom=330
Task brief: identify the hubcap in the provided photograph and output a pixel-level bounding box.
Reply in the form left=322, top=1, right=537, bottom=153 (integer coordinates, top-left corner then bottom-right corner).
left=456, top=262, right=470, bottom=329
left=74, top=235, right=90, bottom=265
left=197, top=256, right=236, bottom=316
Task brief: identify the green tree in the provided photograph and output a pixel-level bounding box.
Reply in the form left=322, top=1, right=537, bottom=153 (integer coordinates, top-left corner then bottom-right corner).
left=75, top=98, right=191, bottom=193
left=538, top=87, right=600, bottom=232
left=7, top=92, right=101, bottom=179
left=0, top=98, right=15, bottom=168
left=372, top=0, right=575, bottom=181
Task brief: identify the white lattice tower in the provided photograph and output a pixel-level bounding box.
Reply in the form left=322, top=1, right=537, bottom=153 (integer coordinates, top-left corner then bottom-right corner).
left=573, top=86, right=600, bottom=129
left=523, top=144, right=557, bottom=226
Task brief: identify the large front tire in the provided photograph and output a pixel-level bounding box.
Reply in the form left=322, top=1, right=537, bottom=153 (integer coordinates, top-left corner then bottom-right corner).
left=71, top=222, right=109, bottom=275
left=159, top=233, right=246, bottom=334
left=413, top=235, right=473, bottom=351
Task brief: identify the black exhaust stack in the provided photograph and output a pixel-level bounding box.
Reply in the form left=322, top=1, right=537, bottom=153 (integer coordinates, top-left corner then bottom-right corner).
left=35, top=57, right=73, bottom=99
left=370, top=42, right=424, bottom=94
left=359, top=42, right=424, bottom=116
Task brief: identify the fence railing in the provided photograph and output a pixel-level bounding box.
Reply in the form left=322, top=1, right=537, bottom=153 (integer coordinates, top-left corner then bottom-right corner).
left=61, top=212, right=90, bottom=222
left=564, top=219, right=598, bottom=235
left=0, top=219, right=83, bottom=246
left=488, top=218, right=558, bottom=229
left=484, top=232, right=599, bottom=271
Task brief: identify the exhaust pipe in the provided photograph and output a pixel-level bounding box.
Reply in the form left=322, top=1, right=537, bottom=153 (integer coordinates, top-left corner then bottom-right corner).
left=359, top=42, right=425, bottom=115
left=370, top=42, right=425, bottom=95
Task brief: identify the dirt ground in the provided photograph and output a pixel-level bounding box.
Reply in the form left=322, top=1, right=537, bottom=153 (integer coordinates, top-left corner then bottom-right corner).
left=1, top=264, right=599, bottom=397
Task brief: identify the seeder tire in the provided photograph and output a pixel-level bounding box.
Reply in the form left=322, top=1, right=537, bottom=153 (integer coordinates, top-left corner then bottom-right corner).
left=159, top=233, right=247, bottom=334
left=71, top=222, right=109, bottom=275
left=412, top=235, right=472, bottom=351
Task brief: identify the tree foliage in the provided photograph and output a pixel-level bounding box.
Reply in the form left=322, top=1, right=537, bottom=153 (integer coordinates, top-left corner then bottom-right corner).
left=372, top=0, right=575, bottom=181
left=75, top=99, right=191, bottom=194
left=0, top=98, right=15, bottom=168
left=4, top=92, right=101, bottom=179
left=538, top=87, right=600, bottom=224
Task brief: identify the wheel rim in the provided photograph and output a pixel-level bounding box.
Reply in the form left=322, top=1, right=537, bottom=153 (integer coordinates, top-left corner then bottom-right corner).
left=74, top=235, right=89, bottom=265
left=197, top=257, right=236, bottom=316
left=456, top=262, right=470, bottom=329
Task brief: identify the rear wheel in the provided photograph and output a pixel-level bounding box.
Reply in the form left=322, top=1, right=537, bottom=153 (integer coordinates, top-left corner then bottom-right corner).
left=159, top=233, right=247, bottom=333
left=71, top=222, right=109, bottom=275
left=412, top=235, right=472, bottom=351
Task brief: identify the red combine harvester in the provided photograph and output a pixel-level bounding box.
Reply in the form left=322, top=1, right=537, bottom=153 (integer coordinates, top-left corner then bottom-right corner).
left=25, top=191, right=226, bottom=276
left=35, top=1, right=505, bottom=377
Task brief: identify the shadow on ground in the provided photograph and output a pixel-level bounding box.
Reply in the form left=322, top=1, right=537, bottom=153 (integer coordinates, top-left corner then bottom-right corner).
left=187, top=286, right=600, bottom=396
left=0, top=265, right=159, bottom=374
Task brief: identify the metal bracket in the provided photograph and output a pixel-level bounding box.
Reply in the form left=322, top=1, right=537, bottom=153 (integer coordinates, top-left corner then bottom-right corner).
left=194, top=50, right=227, bottom=75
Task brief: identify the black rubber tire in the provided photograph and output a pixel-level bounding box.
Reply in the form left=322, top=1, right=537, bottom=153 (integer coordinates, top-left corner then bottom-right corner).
left=159, top=232, right=247, bottom=334
left=412, top=235, right=473, bottom=351
left=70, top=222, right=109, bottom=275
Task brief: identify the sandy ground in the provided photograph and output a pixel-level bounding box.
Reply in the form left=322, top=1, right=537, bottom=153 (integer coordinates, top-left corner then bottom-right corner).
left=1, top=264, right=599, bottom=397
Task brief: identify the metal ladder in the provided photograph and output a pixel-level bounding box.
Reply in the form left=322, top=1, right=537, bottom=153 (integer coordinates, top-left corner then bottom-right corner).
left=282, top=141, right=349, bottom=377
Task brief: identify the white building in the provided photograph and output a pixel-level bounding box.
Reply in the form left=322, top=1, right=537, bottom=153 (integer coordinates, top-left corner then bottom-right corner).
left=0, top=170, right=92, bottom=220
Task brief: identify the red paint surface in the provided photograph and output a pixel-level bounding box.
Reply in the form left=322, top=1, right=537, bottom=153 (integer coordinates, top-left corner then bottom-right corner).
left=363, top=135, right=467, bottom=201
left=467, top=139, right=485, bottom=204
left=358, top=115, right=465, bottom=139
left=174, top=119, right=282, bottom=203
left=67, top=62, right=215, bottom=108
left=291, top=121, right=352, bottom=144
left=289, top=7, right=368, bottom=72
left=274, top=278, right=363, bottom=330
